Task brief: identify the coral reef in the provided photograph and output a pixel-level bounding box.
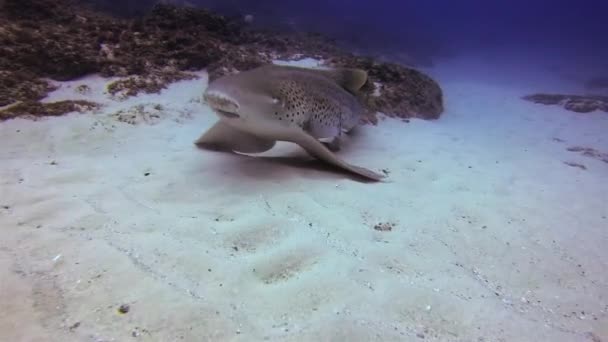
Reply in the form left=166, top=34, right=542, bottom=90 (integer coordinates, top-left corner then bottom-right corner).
left=523, top=94, right=608, bottom=113
left=0, top=71, right=57, bottom=107
left=0, top=0, right=443, bottom=122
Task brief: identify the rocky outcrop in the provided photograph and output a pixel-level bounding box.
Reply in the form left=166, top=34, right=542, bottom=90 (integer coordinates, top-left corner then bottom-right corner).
left=0, top=0, right=444, bottom=122
left=523, top=94, right=608, bottom=113
left=327, top=56, right=443, bottom=121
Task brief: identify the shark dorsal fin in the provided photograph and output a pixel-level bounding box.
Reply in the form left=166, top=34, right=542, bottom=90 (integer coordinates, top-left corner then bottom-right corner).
left=273, top=65, right=368, bottom=93
left=315, top=67, right=368, bottom=93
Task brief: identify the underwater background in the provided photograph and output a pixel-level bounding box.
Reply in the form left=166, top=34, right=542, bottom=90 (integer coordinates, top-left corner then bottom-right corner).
left=0, top=0, right=607, bottom=341
left=85, top=0, right=608, bottom=68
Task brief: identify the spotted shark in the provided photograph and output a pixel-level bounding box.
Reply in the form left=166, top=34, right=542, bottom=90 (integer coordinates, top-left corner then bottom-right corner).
left=195, top=64, right=386, bottom=181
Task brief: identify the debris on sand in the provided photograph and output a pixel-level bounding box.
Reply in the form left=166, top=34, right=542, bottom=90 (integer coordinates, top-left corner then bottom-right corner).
left=566, top=146, right=608, bottom=164
left=373, top=222, right=396, bottom=232
left=118, top=304, right=130, bottom=314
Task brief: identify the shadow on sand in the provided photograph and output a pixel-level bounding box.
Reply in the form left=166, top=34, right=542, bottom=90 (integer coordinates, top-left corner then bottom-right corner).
left=195, top=146, right=384, bottom=184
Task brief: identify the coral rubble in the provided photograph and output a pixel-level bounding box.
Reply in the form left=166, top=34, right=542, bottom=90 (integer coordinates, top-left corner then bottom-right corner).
left=0, top=100, right=100, bottom=120
left=106, top=70, right=199, bottom=100
left=566, top=146, right=608, bottom=164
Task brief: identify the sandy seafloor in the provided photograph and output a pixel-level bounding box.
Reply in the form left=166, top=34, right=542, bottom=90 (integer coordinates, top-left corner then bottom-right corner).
left=1, top=53, right=607, bottom=342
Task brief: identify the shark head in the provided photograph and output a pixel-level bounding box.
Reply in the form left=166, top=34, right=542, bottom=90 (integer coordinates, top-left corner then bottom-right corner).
left=202, top=64, right=370, bottom=144
left=203, top=71, right=282, bottom=133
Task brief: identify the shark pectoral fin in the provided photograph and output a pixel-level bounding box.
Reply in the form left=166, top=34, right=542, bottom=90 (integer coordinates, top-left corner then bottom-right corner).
left=194, top=121, right=276, bottom=153
left=289, top=129, right=386, bottom=181
left=320, top=136, right=341, bottom=152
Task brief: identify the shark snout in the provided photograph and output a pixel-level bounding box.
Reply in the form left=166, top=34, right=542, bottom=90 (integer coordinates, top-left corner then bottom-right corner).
left=203, top=89, right=240, bottom=117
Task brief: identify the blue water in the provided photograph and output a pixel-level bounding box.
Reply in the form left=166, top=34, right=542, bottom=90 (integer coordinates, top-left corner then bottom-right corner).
left=89, top=0, right=608, bottom=71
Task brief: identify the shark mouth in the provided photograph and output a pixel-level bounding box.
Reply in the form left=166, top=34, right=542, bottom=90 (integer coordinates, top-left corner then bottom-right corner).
left=215, top=110, right=240, bottom=119
left=204, top=91, right=241, bottom=119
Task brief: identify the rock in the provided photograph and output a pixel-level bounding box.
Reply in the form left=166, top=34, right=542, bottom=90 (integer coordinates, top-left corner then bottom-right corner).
left=523, top=94, right=608, bottom=113
left=326, top=55, right=443, bottom=121
left=117, top=304, right=130, bottom=314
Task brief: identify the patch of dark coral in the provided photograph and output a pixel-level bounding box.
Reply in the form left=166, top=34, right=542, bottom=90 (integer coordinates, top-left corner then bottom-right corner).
left=144, top=4, right=245, bottom=43
left=0, top=100, right=100, bottom=121
left=0, top=70, right=57, bottom=107
left=106, top=70, right=199, bottom=99
left=0, top=0, right=444, bottom=122
left=523, top=94, right=608, bottom=113
left=0, top=6, right=102, bottom=81
left=563, top=161, right=587, bottom=170
left=566, top=146, right=608, bottom=164
left=1, top=0, right=77, bottom=22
